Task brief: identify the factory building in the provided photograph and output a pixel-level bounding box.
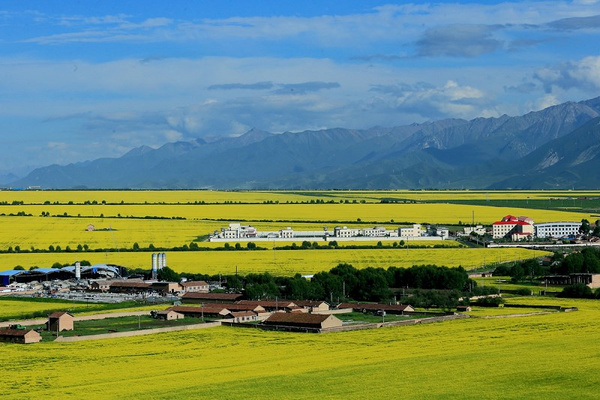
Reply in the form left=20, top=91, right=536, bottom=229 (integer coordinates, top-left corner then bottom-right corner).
left=535, top=222, right=582, bottom=238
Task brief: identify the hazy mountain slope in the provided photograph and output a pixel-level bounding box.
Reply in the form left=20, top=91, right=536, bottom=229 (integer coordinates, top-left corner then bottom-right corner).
left=10, top=96, right=600, bottom=189
left=489, top=117, right=600, bottom=189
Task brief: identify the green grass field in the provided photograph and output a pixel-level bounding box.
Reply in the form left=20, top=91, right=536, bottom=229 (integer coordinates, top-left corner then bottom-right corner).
left=0, top=296, right=598, bottom=399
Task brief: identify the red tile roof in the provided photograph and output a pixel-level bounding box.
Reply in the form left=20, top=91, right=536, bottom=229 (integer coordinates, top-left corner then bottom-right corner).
left=493, top=220, right=531, bottom=226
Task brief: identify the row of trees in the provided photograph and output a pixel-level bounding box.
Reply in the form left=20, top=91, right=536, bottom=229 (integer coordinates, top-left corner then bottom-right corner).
left=150, top=263, right=477, bottom=308
left=493, top=248, right=600, bottom=282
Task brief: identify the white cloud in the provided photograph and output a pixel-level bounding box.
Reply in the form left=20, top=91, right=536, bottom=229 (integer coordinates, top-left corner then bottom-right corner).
left=535, top=55, right=600, bottom=92
left=21, top=2, right=600, bottom=47
left=534, top=94, right=560, bottom=110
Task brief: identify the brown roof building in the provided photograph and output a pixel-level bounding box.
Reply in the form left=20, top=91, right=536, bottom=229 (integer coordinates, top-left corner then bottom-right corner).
left=90, top=280, right=111, bottom=292
left=0, top=328, right=42, bottom=344
left=236, top=300, right=299, bottom=312
left=151, top=282, right=182, bottom=295
left=262, top=313, right=342, bottom=330
left=228, top=311, right=258, bottom=323
left=215, top=303, right=266, bottom=313
left=293, top=300, right=330, bottom=312
left=47, top=312, right=74, bottom=332
left=338, top=302, right=415, bottom=314
left=181, top=292, right=243, bottom=303
left=155, top=310, right=184, bottom=320
left=170, top=305, right=231, bottom=319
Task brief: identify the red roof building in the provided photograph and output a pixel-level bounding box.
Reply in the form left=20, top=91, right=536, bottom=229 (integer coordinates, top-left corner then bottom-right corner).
left=493, top=215, right=534, bottom=239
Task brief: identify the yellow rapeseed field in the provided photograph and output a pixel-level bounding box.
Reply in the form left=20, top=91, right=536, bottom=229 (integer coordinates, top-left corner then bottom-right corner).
left=0, top=202, right=592, bottom=225
left=0, top=247, right=549, bottom=275
left=0, top=296, right=598, bottom=399
left=2, top=189, right=600, bottom=204
left=0, top=216, right=386, bottom=250
left=0, top=298, right=92, bottom=320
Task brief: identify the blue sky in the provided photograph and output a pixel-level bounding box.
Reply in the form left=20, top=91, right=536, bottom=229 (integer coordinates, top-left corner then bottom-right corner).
left=1, top=0, right=599, bottom=176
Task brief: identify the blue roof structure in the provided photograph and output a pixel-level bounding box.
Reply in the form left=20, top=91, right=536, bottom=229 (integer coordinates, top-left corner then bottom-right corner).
left=30, top=268, right=60, bottom=274
left=0, top=270, right=27, bottom=276
left=0, top=264, right=123, bottom=281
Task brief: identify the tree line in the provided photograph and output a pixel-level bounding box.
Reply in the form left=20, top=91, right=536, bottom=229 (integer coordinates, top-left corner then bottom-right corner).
left=146, top=263, right=484, bottom=309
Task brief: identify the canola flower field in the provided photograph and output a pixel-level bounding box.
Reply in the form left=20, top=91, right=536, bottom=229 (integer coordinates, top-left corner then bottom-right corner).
left=0, top=203, right=592, bottom=251
left=0, top=202, right=592, bottom=225
left=0, top=298, right=93, bottom=320
left=0, top=247, right=549, bottom=276
left=2, top=189, right=600, bottom=204
left=1, top=296, right=598, bottom=399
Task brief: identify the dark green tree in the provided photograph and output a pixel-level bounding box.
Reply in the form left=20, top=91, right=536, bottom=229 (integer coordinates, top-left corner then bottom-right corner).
left=157, top=266, right=180, bottom=282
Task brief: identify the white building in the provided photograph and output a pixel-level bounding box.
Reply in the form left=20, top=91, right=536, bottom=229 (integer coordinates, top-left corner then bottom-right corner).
left=492, top=215, right=534, bottom=239
left=334, top=226, right=361, bottom=238
left=436, top=227, right=449, bottom=240
left=535, top=222, right=581, bottom=238
left=463, top=225, right=486, bottom=236
left=363, top=226, right=388, bottom=237
left=279, top=227, right=294, bottom=238
left=398, top=224, right=423, bottom=238
left=219, top=223, right=257, bottom=239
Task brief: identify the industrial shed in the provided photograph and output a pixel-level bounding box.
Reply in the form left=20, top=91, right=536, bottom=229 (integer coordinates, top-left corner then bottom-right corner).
left=0, top=328, right=42, bottom=344
left=0, top=264, right=124, bottom=285
left=0, top=270, right=23, bottom=286
left=262, top=313, right=342, bottom=331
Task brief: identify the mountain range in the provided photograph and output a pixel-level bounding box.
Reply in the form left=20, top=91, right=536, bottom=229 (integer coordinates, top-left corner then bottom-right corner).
left=7, top=96, right=600, bottom=189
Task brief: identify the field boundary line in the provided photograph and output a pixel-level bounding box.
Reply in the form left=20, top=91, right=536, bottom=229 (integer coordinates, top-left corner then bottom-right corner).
left=54, top=321, right=221, bottom=342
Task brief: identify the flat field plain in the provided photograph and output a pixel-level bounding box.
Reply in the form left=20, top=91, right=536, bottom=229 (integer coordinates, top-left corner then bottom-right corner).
left=1, top=296, right=598, bottom=399
left=0, top=247, right=548, bottom=275
left=0, top=189, right=584, bottom=274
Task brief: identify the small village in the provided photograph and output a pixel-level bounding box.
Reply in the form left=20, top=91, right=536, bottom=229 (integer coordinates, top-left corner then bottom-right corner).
left=1, top=214, right=598, bottom=345
left=0, top=284, right=472, bottom=344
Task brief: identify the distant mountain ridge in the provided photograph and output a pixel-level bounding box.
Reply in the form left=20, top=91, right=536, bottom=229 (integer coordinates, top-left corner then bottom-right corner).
left=8, top=96, right=600, bottom=189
